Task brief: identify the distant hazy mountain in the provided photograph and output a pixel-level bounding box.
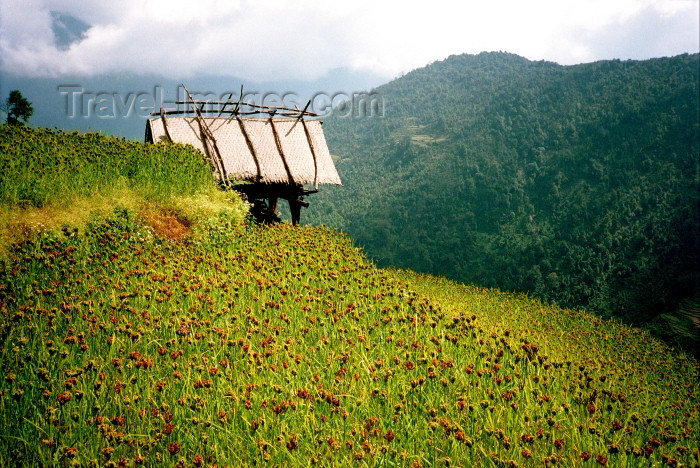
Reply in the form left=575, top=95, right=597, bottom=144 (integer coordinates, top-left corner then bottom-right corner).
left=0, top=68, right=386, bottom=140
left=50, top=11, right=90, bottom=50
left=309, top=52, right=700, bottom=350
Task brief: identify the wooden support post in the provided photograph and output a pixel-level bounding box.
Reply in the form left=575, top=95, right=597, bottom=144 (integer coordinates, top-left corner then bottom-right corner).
left=289, top=198, right=301, bottom=226
left=268, top=197, right=278, bottom=214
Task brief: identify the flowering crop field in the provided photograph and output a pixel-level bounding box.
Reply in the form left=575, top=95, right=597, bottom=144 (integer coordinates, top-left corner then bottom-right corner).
left=0, top=125, right=216, bottom=208
left=0, top=127, right=698, bottom=467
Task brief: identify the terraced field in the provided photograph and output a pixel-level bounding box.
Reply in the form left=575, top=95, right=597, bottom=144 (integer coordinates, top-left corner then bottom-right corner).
left=0, top=126, right=697, bottom=466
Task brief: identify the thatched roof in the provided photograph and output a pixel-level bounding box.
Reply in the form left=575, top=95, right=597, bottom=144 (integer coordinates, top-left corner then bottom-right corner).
left=145, top=117, right=341, bottom=186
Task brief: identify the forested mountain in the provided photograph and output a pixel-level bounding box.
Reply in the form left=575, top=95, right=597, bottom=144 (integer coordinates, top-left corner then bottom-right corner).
left=308, top=52, right=700, bottom=350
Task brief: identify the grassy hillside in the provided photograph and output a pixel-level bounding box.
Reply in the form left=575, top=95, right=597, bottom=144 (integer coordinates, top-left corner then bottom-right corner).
left=0, top=125, right=248, bottom=254
left=1, top=127, right=698, bottom=466
left=309, top=53, right=700, bottom=352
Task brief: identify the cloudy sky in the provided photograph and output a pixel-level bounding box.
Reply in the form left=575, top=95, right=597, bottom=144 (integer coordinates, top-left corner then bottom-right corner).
left=1, top=0, right=698, bottom=82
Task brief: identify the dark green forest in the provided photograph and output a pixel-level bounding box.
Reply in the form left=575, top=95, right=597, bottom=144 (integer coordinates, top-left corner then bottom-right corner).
left=307, top=52, right=700, bottom=351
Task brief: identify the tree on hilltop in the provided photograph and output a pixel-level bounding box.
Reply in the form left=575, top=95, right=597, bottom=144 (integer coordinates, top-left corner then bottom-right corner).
left=3, top=90, right=34, bottom=126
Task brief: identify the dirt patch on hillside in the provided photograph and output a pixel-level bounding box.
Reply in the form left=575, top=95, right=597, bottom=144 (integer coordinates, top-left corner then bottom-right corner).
left=139, top=208, right=191, bottom=240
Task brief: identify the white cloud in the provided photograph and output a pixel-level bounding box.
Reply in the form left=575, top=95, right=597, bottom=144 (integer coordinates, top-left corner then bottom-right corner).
left=1, top=0, right=697, bottom=81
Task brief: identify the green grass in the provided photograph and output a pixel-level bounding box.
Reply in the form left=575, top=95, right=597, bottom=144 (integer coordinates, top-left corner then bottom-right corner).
left=0, top=127, right=697, bottom=467
left=0, top=125, right=217, bottom=207
left=0, top=125, right=248, bottom=253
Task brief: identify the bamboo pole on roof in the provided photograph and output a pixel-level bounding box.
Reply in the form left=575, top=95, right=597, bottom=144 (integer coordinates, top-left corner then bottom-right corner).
left=301, top=118, right=319, bottom=190
left=149, top=109, right=313, bottom=117
left=235, top=116, right=262, bottom=183
left=284, top=100, right=312, bottom=136
left=232, top=84, right=244, bottom=114
left=181, top=84, right=229, bottom=187
left=284, top=101, right=319, bottom=189
left=171, top=100, right=319, bottom=116
left=217, top=92, right=233, bottom=117
left=223, top=85, right=244, bottom=124
left=268, top=113, right=295, bottom=186
left=159, top=108, right=172, bottom=142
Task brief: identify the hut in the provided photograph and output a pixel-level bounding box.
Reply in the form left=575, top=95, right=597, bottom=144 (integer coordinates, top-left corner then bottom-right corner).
left=145, top=86, right=341, bottom=225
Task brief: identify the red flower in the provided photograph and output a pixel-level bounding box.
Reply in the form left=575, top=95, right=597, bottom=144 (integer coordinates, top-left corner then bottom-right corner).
left=57, top=392, right=72, bottom=405
left=647, top=438, right=662, bottom=448
left=111, top=416, right=126, bottom=427
left=286, top=434, right=299, bottom=450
